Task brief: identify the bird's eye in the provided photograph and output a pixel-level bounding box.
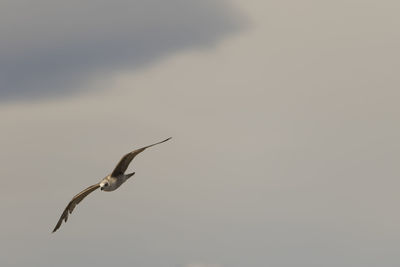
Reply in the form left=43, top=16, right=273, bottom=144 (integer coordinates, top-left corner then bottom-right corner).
left=105, top=183, right=109, bottom=187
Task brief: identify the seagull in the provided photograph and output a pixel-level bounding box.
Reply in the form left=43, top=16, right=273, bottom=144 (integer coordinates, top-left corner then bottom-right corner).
left=52, top=137, right=171, bottom=233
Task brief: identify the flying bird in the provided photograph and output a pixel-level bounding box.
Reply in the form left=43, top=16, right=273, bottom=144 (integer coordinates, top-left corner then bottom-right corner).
left=52, top=137, right=171, bottom=233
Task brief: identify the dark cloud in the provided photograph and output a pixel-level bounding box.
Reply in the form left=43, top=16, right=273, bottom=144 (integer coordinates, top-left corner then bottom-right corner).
left=0, top=0, right=244, bottom=101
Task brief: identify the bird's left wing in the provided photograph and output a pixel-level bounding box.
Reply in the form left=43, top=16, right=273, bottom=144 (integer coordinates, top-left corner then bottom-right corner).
left=111, top=137, right=171, bottom=177
left=52, top=183, right=100, bottom=233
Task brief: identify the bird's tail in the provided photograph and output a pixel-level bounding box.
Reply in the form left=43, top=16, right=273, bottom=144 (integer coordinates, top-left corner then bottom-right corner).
left=126, top=172, right=135, bottom=179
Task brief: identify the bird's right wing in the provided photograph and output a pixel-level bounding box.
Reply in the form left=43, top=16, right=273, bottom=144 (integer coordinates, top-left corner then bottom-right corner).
left=52, top=183, right=100, bottom=233
left=111, top=137, right=171, bottom=177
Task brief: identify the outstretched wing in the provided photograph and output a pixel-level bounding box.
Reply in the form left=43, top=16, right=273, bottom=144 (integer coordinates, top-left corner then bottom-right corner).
left=111, top=137, right=171, bottom=177
left=52, top=183, right=100, bottom=233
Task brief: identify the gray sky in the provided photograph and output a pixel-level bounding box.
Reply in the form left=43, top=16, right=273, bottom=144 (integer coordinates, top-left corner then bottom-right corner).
left=1, top=0, right=400, bottom=266
left=0, top=0, right=242, bottom=101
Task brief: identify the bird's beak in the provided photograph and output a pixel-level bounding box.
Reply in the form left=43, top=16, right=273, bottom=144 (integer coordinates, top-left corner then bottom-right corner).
left=100, top=187, right=103, bottom=191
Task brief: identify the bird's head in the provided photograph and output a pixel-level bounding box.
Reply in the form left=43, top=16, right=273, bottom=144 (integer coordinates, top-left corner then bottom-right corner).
left=100, top=179, right=110, bottom=191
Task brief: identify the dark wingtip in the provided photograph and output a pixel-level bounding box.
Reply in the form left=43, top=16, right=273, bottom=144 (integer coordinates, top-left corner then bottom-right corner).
left=52, top=223, right=61, bottom=233
left=154, top=137, right=172, bottom=146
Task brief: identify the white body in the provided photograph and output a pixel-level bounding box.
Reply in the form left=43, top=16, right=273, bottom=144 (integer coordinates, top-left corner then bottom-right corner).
left=100, top=174, right=133, bottom=192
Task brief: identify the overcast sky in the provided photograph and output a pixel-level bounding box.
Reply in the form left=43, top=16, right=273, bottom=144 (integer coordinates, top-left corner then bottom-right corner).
left=1, top=1, right=400, bottom=267
left=0, top=0, right=243, bottom=101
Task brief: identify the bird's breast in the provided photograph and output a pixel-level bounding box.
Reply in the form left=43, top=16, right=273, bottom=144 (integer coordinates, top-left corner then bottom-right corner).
left=103, top=176, right=126, bottom=192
